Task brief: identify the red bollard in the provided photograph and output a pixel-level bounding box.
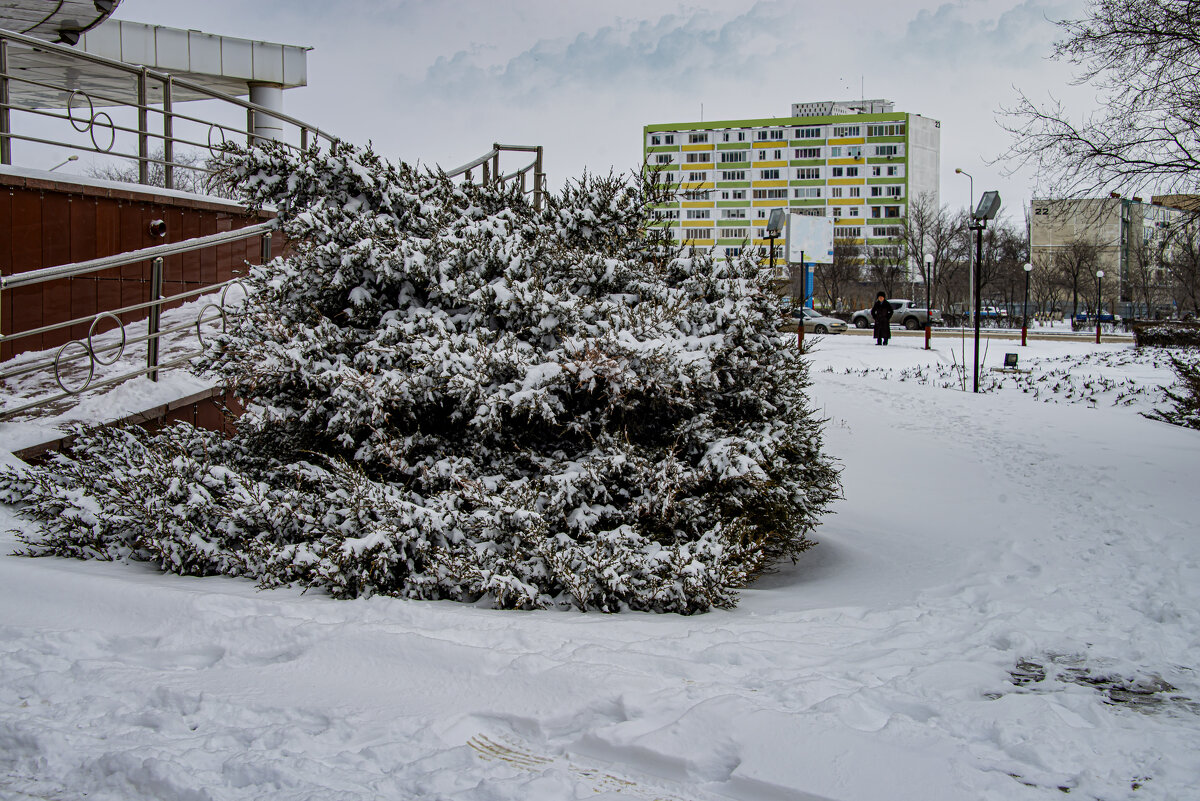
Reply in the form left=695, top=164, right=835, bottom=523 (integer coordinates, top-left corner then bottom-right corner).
left=924, top=324, right=931, bottom=350
left=1022, top=325, right=1028, bottom=347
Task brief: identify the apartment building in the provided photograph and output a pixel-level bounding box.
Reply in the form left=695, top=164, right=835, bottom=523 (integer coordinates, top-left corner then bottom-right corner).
left=643, top=99, right=941, bottom=263
left=1030, top=195, right=1187, bottom=308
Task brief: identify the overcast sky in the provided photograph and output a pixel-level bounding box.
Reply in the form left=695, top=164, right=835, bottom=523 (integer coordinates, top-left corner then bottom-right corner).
left=112, top=0, right=1093, bottom=222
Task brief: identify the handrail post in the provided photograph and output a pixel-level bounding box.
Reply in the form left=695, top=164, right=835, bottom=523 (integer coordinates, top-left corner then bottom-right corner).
left=534, top=145, right=544, bottom=211
left=1, top=38, right=12, bottom=165
left=247, top=106, right=255, bottom=147
left=300, top=126, right=308, bottom=151
left=137, top=67, right=149, bottom=185
left=492, top=143, right=500, bottom=188
left=482, top=160, right=489, bottom=184
left=146, top=257, right=164, bottom=381
left=163, top=75, right=174, bottom=190
left=261, top=230, right=272, bottom=263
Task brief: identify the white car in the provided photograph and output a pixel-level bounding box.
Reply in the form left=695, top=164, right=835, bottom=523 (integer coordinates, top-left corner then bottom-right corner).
left=792, top=308, right=847, bottom=334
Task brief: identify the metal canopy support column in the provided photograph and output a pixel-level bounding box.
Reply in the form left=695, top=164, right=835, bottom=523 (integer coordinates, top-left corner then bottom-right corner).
left=534, top=146, right=544, bottom=212
left=162, top=75, right=174, bottom=190
left=137, top=66, right=148, bottom=184
left=0, top=38, right=10, bottom=165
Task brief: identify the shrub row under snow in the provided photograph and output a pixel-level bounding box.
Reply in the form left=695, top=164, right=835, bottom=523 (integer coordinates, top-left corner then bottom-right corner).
left=0, top=141, right=841, bottom=613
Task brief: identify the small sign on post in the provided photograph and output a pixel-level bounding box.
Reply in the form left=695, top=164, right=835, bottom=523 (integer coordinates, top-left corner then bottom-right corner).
left=1004, top=353, right=1018, bottom=368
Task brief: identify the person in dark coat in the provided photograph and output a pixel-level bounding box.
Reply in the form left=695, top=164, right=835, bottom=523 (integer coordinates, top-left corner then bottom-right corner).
left=871, top=292, right=893, bottom=345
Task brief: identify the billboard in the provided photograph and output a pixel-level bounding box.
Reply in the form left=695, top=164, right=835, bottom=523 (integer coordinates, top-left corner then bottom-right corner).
left=786, top=213, right=834, bottom=264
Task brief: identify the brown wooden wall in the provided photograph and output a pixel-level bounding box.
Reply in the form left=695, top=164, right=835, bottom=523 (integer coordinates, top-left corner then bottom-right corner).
left=1, top=172, right=282, bottom=361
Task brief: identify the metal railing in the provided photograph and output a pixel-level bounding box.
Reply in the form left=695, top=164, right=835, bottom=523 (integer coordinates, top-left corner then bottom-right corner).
left=443, top=143, right=545, bottom=210
left=0, top=221, right=276, bottom=420
left=0, top=27, right=336, bottom=191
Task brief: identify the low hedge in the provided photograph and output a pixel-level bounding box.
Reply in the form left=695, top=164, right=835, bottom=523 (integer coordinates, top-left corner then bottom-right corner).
left=1132, top=321, right=1200, bottom=348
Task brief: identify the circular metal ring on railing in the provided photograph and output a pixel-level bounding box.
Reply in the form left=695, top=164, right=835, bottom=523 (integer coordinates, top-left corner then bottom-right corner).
left=89, top=111, right=116, bottom=153
left=220, top=279, right=248, bottom=309
left=54, top=340, right=97, bottom=396
left=195, top=303, right=226, bottom=346
left=207, top=123, right=229, bottom=157
left=67, top=89, right=96, bottom=133
left=87, top=311, right=127, bottom=366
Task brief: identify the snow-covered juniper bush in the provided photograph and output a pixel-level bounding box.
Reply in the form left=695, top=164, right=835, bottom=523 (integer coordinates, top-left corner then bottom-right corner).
left=0, top=141, right=840, bottom=613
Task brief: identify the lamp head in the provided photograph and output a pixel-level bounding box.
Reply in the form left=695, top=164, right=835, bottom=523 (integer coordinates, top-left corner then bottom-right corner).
left=1023, top=262, right=1033, bottom=272
left=924, top=254, right=933, bottom=266
left=1097, top=270, right=1105, bottom=279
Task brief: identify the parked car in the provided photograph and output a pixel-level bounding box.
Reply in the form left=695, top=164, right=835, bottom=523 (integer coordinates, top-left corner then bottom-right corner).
left=849, top=299, right=943, bottom=330
left=791, top=308, right=847, bottom=334
left=979, top=305, right=1008, bottom=319
left=1074, top=312, right=1121, bottom=323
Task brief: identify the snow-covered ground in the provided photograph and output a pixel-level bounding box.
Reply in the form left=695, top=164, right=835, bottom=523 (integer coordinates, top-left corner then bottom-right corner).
left=2, top=335, right=1199, bottom=801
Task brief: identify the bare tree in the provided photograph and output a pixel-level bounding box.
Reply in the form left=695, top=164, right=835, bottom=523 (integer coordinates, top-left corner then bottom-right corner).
left=1030, top=251, right=1065, bottom=321
left=87, top=147, right=234, bottom=198
left=1002, top=0, right=1200, bottom=198
left=1052, top=237, right=1100, bottom=320
left=1165, top=219, right=1200, bottom=318
left=865, top=238, right=907, bottom=298
left=901, top=192, right=964, bottom=311
left=1126, top=234, right=1167, bottom=318
left=813, top=238, right=862, bottom=311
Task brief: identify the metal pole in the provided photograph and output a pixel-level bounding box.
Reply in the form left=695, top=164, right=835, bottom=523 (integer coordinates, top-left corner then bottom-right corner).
left=798, top=250, right=806, bottom=351
left=492, top=144, right=500, bottom=188
left=247, top=106, right=255, bottom=146
left=147, top=257, right=164, bottom=381
left=925, top=262, right=932, bottom=350
left=534, top=146, right=544, bottom=212
left=163, top=76, right=174, bottom=191
left=261, top=231, right=272, bottom=263
left=300, top=127, right=309, bottom=151
left=1096, top=274, right=1102, bottom=345
left=1022, top=268, right=1030, bottom=347
left=0, top=38, right=11, bottom=165
left=137, top=67, right=149, bottom=185
left=973, top=222, right=984, bottom=393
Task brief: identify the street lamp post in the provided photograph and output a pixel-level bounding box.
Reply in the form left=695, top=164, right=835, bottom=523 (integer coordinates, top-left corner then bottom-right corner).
left=955, top=168, right=974, bottom=327
left=1096, top=269, right=1104, bottom=344
left=924, top=253, right=933, bottom=350
left=1022, top=262, right=1032, bottom=347
left=48, top=154, right=79, bottom=172
left=969, top=191, right=1002, bottom=393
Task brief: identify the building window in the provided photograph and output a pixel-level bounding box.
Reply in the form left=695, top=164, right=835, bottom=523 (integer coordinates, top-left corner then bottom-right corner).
left=793, top=187, right=822, bottom=198
left=721, top=170, right=747, bottom=181
left=870, top=186, right=882, bottom=197
left=725, top=247, right=742, bottom=257
left=796, top=207, right=825, bottom=217
left=773, top=149, right=783, bottom=160
left=771, top=129, right=785, bottom=140
left=653, top=209, right=680, bottom=220
left=846, top=146, right=862, bottom=158
left=840, top=227, right=863, bottom=238
left=832, top=206, right=843, bottom=218
left=757, top=150, right=767, bottom=160
left=756, top=130, right=770, bottom=141
left=686, top=152, right=712, bottom=163
left=871, top=207, right=882, bottom=218
left=685, top=209, right=711, bottom=219
left=831, top=187, right=844, bottom=198
left=682, top=190, right=711, bottom=200
left=831, top=167, right=844, bottom=177
left=886, top=166, right=899, bottom=176
left=829, top=146, right=842, bottom=158
left=873, top=226, right=903, bottom=237
left=867, top=123, right=906, bottom=137
left=760, top=169, right=780, bottom=180
left=722, top=208, right=747, bottom=218
left=796, top=167, right=820, bottom=180
left=664, top=134, right=674, bottom=144
left=737, top=132, right=745, bottom=141
left=872, top=166, right=882, bottom=177
left=682, top=226, right=712, bottom=239
left=688, top=172, right=708, bottom=182
left=650, top=135, right=661, bottom=146
left=885, top=206, right=901, bottom=218
left=731, top=190, right=746, bottom=199
left=849, top=186, right=861, bottom=197
left=794, top=147, right=822, bottom=159
left=795, top=127, right=822, bottom=139
left=689, top=133, right=709, bottom=144
left=886, top=186, right=903, bottom=197
left=752, top=188, right=788, bottom=199
left=721, top=227, right=749, bottom=239
left=719, top=151, right=748, bottom=163
left=875, top=145, right=899, bottom=157
left=655, top=154, right=672, bottom=164
left=846, top=167, right=859, bottom=177
left=722, top=132, right=730, bottom=142
left=832, top=125, right=861, bottom=137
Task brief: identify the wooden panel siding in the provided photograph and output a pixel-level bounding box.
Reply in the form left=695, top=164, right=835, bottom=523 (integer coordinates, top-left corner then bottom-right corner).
left=1, top=172, right=282, bottom=360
